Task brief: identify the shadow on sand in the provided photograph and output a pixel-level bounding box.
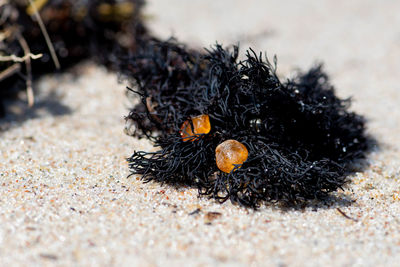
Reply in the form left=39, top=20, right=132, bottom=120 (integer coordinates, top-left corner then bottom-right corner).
left=0, top=83, right=72, bottom=133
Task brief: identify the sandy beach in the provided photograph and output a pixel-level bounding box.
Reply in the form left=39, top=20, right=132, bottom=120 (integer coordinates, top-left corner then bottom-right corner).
left=1, top=0, right=399, bottom=266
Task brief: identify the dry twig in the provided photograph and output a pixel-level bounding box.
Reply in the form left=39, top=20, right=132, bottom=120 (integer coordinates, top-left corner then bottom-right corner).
left=28, top=0, right=60, bottom=70
left=16, top=32, right=34, bottom=107
left=0, top=63, right=21, bottom=81
left=336, top=208, right=359, bottom=222
left=0, top=52, right=42, bottom=62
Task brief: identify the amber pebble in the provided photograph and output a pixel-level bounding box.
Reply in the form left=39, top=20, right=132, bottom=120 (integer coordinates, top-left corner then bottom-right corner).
left=180, top=114, right=211, bottom=141
left=215, top=140, right=248, bottom=173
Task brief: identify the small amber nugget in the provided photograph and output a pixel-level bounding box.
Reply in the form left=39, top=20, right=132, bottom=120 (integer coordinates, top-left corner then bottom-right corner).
left=215, top=140, right=248, bottom=173
left=180, top=114, right=211, bottom=141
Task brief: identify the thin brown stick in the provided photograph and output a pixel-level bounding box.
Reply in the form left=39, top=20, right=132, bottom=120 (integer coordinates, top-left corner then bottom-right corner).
left=28, top=0, right=60, bottom=70
left=16, top=32, right=34, bottom=107
left=0, top=63, right=21, bottom=82
left=336, top=208, right=358, bottom=222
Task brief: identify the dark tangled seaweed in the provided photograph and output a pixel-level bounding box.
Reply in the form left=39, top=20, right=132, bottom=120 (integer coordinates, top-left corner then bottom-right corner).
left=122, top=39, right=371, bottom=207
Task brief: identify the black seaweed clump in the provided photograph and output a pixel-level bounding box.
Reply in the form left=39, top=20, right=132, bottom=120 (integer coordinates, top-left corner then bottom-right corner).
left=122, top=39, right=371, bottom=208
left=0, top=0, right=147, bottom=116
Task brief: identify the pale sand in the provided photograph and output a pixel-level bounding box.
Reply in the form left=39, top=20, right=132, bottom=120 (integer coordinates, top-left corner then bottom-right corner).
left=1, top=0, right=399, bottom=266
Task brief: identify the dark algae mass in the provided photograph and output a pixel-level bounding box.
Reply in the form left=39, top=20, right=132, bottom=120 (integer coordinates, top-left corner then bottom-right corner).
left=0, top=0, right=146, bottom=115
left=122, top=39, right=371, bottom=208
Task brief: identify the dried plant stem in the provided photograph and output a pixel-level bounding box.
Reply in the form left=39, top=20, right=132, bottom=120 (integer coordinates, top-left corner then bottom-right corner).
left=16, top=32, right=34, bottom=107
left=0, top=53, right=43, bottom=62
left=0, top=63, right=21, bottom=81
left=28, top=0, right=60, bottom=70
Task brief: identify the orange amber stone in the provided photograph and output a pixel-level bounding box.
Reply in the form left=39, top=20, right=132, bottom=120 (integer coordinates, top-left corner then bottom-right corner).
left=215, top=140, right=248, bottom=173
left=180, top=114, right=211, bottom=141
